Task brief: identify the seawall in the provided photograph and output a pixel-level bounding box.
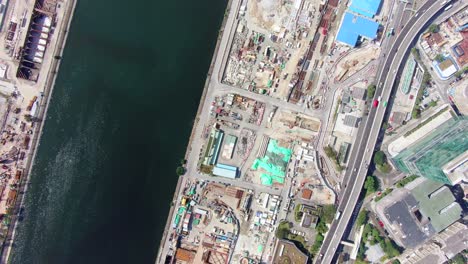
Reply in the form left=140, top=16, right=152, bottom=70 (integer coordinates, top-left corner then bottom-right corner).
left=0, top=0, right=79, bottom=262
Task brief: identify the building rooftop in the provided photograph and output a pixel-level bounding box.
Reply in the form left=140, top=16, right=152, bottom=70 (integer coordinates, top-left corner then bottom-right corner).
left=452, top=31, right=468, bottom=66
left=398, top=222, right=468, bottom=264
left=343, top=115, right=361, bottom=127
left=383, top=191, right=432, bottom=248
left=301, top=213, right=318, bottom=228
left=213, top=163, right=238, bottom=179
left=400, top=56, right=417, bottom=94
left=434, top=57, right=458, bottom=80
left=442, top=150, right=468, bottom=184
left=393, top=117, right=468, bottom=184
left=301, top=188, right=312, bottom=200
left=273, top=239, right=308, bottom=264
left=411, top=180, right=463, bottom=233
left=349, top=0, right=382, bottom=18
left=351, top=87, right=367, bottom=100
left=175, top=248, right=196, bottom=263
left=336, top=12, right=380, bottom=47
left=439, top=59, right=456, bottom=71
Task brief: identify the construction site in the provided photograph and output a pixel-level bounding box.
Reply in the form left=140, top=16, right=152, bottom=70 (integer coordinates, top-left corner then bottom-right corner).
left=222, top=0, right=347, bottom=108
left=198, top=92, right=322, bottom=186
left=0, top=0, right=68, bottom=253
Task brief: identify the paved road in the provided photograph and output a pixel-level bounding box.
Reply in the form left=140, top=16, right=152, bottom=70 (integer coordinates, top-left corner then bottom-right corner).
left=316, top=1, right=453, bottom=263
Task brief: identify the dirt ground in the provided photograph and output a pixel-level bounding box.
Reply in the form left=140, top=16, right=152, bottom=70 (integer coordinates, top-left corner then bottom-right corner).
left=335, top=46, right=380, bottom=81
left=247, top=0, right=292, bottom=32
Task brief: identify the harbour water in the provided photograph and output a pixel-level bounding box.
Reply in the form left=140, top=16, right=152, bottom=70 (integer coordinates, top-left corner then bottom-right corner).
left=10, top=0, right=226, bottom=263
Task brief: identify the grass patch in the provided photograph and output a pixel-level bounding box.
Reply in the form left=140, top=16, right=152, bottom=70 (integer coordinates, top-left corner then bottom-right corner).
left=375, top=188, right=393, bottom=202
left=294, top=204, right=303, bottom=222
left=396, top=175, right=418, bottom=188
left=324, top=145, right=344, bottom=172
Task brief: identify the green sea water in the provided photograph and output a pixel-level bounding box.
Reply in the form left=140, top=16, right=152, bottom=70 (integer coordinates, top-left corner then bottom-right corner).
left=10, top=0, right=226, bottom=263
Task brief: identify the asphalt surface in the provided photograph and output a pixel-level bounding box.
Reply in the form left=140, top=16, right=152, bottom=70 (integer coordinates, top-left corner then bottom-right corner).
left=316, top=1, right=455, bottom=263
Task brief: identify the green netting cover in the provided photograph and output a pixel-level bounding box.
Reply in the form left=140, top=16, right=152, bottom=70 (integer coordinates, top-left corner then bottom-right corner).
left=253, top=140, right=291, bottom=185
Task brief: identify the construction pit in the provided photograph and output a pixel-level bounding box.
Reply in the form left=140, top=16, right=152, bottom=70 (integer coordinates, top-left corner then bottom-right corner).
left=177, top=183, right=254, bottom=264
left=244, top=110, right=321, bottom=187
left=223, top=0, right=322, bottom=101
left=200, top=94, right=266, bottom=176
left=334, top=46, right=380, bottom=82
left=232, top=192, right=283, bottom=263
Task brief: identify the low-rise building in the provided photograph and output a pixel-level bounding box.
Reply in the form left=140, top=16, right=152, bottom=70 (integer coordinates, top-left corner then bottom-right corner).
left=398, top=222, right=468, bottom=264
left=336, top=12, right=380, bottom=47
left=375, top=178, right=463, bottom=249
left=272, top=239, right=309, bottom=264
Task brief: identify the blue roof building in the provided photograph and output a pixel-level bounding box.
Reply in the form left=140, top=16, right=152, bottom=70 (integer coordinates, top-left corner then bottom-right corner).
left=349, top=0, right=382, bottom=18
left=213, top=163, right=238, bottom=179
left=336, top=12, right=380, bottom=47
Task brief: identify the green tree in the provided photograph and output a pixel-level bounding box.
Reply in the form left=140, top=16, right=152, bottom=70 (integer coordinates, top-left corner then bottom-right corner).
left=294, top=204, right=303, bottom=222
left=392, top=260, right=401, bottom=264
left=364, top=175, right=379, bottom=194
left=422, top=71, right=432, bottom=86
left=357, top=241, right=367, bottom=260
left=382, top=122, right=389, bottom=131
left=176, top=166, right=186, bottom=176
left=411, top=47, right=420, bottom=60
left=275, top=221, right=291, bottom=239
left=434, top=54, right=445, bottom=63
left=321, top=205, right=337, bottom=224
left=377, top=163, right=392, bottom=174
left=412, top=108, right=421, bottom=119
left=373, top=151, right=386, bottom=166
left=356, top=210, right=368, bottom=226
left=310, top=233, right=324, bottom=254
left=324, top=145, right=336, bottom=158
left=429, top=100, right=437, bottom=107
left=316, top=220, right=328, bottom=234
left=367, top=84, right=376, bottom=99
left=449, top=253, right=467, bottom=264
left=381, top=238, right=401, bottom=258
left=24, top=114, right=33, bottom=122
left=428, top=24, right=440, bottom=33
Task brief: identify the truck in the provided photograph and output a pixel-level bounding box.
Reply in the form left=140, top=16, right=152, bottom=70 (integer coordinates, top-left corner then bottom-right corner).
left=335, top=211, right=342, bottom=220
left=386, top=28, right=394, bottom=37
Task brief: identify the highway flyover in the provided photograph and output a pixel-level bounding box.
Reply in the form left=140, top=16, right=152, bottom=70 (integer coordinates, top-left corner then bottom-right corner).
left=316, top=0, right=457, bottom=263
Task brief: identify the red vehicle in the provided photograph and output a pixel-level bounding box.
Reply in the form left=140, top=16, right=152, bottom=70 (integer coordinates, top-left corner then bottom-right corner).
left=373, top=99, right=379, bottom=108
left=378, top=221, right=385, bottom=227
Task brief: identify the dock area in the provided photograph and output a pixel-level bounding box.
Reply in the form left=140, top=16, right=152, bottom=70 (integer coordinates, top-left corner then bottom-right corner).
left=0, top=0, right=78, bottom=262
